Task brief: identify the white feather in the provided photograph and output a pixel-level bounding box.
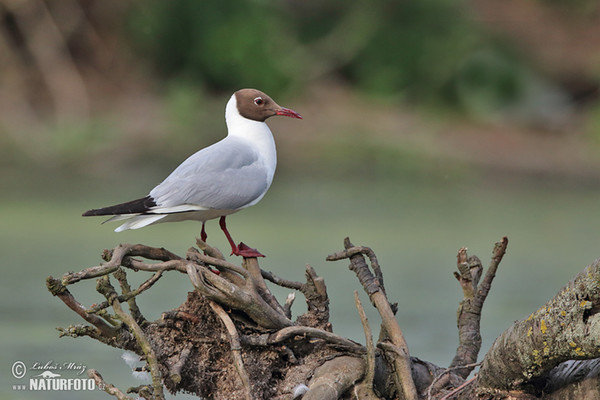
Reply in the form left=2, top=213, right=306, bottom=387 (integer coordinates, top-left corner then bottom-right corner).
left=103, top=214, right=136, bottom=223
left=293, top=384, right=309, bottom=398
left=147, top=204, right=210, bottom=214
left=121, top=351, right=151, bottom=383
left=115, top=215, right=166, bottom=232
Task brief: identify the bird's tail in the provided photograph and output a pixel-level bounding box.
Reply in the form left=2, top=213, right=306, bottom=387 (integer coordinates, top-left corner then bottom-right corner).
left=113, top=214, right=167, bottom=232
left=82, top=196, right=156, bottom=217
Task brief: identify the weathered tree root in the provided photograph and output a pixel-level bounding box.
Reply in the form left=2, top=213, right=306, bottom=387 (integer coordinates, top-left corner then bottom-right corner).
left=46, top=240, right=351, bottom=399
left=327, top=237, right=419, bottom=400
left=477, top=258, right=600, bottom=396
left=208, top=300, right=252, bottom=400
left=450, top=237, right=508, bottom=378
left=303, top=356, right=366, bottom=400
left=46, top=236, right=600, bottom=399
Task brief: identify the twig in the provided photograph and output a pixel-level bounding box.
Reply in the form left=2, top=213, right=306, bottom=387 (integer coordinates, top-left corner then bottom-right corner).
left=376, top=341, right=403, bottom=356
left=122, top=258, right=189, bottom=275
left=187, top=247, right=248, bottom=278
left=169, top=343, right=193, bottom=385
left=326, top=245, right=383, bottom=290
left=242, top=325, right=365, bottom=353
left=327, top=238, right=418, bottom=400
left=88, top=369, right=135, bottom=400
left=297, top=264, right=331, bottom=330
left=353, top=291, right=378, bottom=398
left=62, top=244, right=182, bottom=285
left=449, top=237, right=508, bottom=378
left=283, top=292, right=296, bottom=319
left=57, top=324, right=116, bottom=346
left=478, top=237, right=508, bottom=301
left=326, top=245, right=374, bottom=261
left=208, top=300, right=253, bottom=400
left=426, top=362, right=480, bottom=399
left=86, top=271, right=163, bottom=314
left=269, top=326, right=363, bottom=351
left=196, top=238, right=226, bottom=260
left=439, top=375, right=477, bottom=400
left=113, top=268, right=145, bottom=324
left=305, top=264, right=328, bottom=299
left=98, top=276, right=164, bottom=400
left=331, top=246, right=387, bottom=295
left=46, top=276, right=118, bottom=337
left=261, top=269, right=304, bottom=290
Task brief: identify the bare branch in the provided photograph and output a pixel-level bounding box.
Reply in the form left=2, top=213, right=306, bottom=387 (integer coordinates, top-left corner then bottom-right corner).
left=113, top=268, right=145, bottom=324
left=97, top=276, right=164, bottom=400
left=241, top=325, right=364, bottom=353
left=327, top=237, right=418, bottom=400
left=88, top=369, right=135, bottom=400
left=295, top=264, right=331, bottom=330
left=195, top=237, right=226, bottom=260
left=209, top=300, right=252, bottom=400
left=49, top=236, right=600, bottom=398
left=169, top=343, right=193, bottom=385
left=439, top=375, right=477, bottom=400
left=426, top=363, right=479, bottom=399
left=62, top=244, right=182, bottom=285
left=450, top=237, right=508, bottom=378
left=187, top=247, right=248, bottom=279
left=353, top=291, right=379, bottom=399
left=261, top=269, right=304, bottom=290
left=283, top=292, right=296, bottom=319
left=186, top=263, right=293, bottom=329
left=303, top=356, right=366, bottom=400
left=478, top=237, right=509, bottom=302
left=86, top=270, right=163, bottom=314
left=46, top=276, right=118, bottom=337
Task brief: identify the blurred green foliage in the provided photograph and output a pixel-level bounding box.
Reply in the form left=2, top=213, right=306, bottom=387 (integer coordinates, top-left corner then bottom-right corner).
left=126, top=0, right=530, bottom=112
left=127, top=0, right=295, bottom=95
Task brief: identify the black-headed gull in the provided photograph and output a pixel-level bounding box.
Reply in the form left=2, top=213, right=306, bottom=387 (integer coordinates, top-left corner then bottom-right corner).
left=83, top=88, right=302, bottom=257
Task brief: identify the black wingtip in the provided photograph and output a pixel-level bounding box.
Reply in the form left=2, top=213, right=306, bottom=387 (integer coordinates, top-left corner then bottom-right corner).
left=82, top=208, right=108, bottom=217
left=82, top=196, right=157, bottom=217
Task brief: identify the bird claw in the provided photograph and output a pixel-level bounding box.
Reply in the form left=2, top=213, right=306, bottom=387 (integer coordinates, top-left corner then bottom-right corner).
left=232, top=242, right=265, bottom=258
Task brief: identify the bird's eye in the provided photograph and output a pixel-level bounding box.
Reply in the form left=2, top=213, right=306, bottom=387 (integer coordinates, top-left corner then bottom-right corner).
left=254, top=97, right=264, bottom=106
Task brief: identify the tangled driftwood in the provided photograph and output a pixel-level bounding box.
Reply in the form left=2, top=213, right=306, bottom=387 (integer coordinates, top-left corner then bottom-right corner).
left=46, top=236, right=600, bottom=399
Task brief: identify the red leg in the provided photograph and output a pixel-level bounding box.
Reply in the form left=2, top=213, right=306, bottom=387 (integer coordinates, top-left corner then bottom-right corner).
left=218, top=216, right=265, bottom=258
left=199, top=221, right=221, bottom=274
left=200, top=221, right=208, bottom=242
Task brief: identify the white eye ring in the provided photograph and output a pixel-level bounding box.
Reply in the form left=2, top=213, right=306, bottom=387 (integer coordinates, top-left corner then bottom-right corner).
left=254, top=97, right=264, bottom=105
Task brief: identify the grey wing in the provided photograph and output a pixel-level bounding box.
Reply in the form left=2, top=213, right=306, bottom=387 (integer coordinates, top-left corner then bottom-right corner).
left=149, top=138, right=269, bottom=211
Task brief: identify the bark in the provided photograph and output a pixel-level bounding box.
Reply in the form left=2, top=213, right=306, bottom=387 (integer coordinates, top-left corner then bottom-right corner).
left=449, top=237, right=507, bottom=378
left=477, top=259, right=600, bottom=396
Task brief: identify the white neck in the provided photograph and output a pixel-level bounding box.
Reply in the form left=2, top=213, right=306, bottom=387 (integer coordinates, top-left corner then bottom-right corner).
left=224, top=94, right=277, bottom=181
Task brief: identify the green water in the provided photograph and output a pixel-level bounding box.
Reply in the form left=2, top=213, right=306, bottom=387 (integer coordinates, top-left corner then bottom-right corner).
left=2, top=173, right=598, bottom=399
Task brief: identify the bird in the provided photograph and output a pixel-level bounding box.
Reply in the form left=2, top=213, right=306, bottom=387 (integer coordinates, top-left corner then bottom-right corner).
left=83, top=88, right=302, bottom=258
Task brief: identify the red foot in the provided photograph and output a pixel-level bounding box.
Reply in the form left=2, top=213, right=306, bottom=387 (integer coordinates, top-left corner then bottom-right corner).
left=232, top=242, right=265, bottom=258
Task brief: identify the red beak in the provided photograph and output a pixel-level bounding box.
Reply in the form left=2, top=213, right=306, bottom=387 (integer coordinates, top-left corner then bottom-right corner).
left=276, top=107, right=302, bottom=119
